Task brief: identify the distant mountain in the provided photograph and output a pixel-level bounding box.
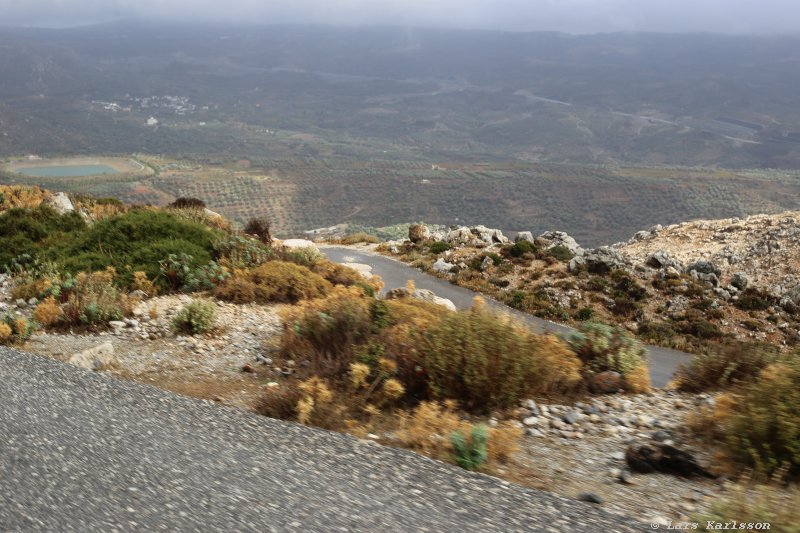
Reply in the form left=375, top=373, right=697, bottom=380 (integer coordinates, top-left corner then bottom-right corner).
left=0, top=24, right=799, bottom=167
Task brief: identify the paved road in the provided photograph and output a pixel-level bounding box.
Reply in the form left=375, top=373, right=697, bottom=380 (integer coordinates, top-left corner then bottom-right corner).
left=0, top=348, right=646, bottom=532
left=321, top=246, right=692, bottom=388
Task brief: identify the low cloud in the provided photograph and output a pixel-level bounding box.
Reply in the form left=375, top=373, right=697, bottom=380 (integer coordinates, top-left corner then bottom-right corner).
left=2, top=0, right=799, bottom=34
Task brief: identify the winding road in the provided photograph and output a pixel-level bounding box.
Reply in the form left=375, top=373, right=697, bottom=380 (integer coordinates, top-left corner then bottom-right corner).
left=321, top=246, right=692, bottom=388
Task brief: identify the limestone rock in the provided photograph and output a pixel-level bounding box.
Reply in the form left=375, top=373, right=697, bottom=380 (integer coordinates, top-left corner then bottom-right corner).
left=68, top=342, right=116, bottom=371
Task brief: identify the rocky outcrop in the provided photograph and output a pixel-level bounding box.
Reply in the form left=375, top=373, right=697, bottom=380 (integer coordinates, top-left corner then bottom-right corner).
left=537, top=231, right=583, bottom=255
left=408, top=223, right=431, bottom=243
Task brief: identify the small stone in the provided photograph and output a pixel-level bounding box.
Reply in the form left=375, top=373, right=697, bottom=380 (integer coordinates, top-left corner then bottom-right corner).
left=563, top=412, right=578, bottom=425
left=242, top=363, right=255, bottom=373
left=651, top=430, right=671, bottom=442
left=522, top=416, right=540, bottom=427
left=611, top=451, right=625, bottom=461
left=577, top=492, right=603, bottom=505
left=619, top=469, right=636, bottom=485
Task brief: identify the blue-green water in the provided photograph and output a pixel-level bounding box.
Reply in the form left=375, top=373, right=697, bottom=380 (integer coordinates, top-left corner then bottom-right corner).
left=16, top=165, right=118, bottom=177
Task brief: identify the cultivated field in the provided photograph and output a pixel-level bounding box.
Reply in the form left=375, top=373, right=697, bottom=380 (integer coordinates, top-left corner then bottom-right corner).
left=4, top=157, right=152, bottom=176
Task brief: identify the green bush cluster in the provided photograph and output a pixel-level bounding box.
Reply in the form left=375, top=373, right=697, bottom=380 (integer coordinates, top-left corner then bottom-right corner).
left=172, top=300, right=217, bottom=335
left=568, top=321, right=648, bottom=378
left=722, top=358, right=800, bottom=478
left=159, top=254, right=230, bottom=293
left=451, top=424, right=489, bottom=471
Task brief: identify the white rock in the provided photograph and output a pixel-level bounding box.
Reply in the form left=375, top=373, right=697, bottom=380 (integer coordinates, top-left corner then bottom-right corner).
left=68, top=342, right=116, bottom=371
left=281, top=239, right=317, bottom=250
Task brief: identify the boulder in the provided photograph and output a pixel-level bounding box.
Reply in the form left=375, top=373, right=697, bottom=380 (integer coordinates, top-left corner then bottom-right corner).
left=646, top=250, right=681, bottom=270
left=68, top=342, right=116, bottom=371
left=385, top=287, right=456, bottom=311
left=515, top=231, right=534, bottom=243
left=582, top=247, right=626, bottom=274
left=445, top=226, right=474, bottom=245
left=625, top=442, right=715, bottom=478
left=731, top=272, right=749, bottom=290
left=471, top=225, right=509, bottom=244
left=685, top=260, right=721, bottom=277
left=432, top=258, right=456, bottom=273
left=45, top=192, right=74, bottom=215
left=408, top=223, right=431, bottom=243
left=480, top=256, right=494, bottom=271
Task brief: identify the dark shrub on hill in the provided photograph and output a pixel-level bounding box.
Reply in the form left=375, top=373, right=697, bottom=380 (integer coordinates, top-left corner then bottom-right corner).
left=0, top=206, right=86, bottom=269
left=244, top=216, right=272, bottom=245
left=63, top=210, right=218, bottom=284
left=168, top=197, right=206, bottom=209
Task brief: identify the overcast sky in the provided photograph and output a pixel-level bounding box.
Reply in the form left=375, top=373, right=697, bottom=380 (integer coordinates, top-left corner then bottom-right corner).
left=2, top=0, right=799, bottom=34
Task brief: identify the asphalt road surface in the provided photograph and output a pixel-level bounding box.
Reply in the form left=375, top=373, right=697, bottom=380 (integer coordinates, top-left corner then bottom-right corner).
left=321, top=246, right=692, bottom=388
left=0, top=348, right=647, bottom=532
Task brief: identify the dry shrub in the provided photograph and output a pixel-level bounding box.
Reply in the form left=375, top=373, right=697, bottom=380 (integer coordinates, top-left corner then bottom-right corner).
left=697, top=469, right=800, bottom=533
left=256, top=384, right=303, bottom=420
left=624, top=364, right=652, bottom=394
left=132, top=271, right=157, bottom=296
left=421, top=304, right=582, bottom=412
left=0, top=185, right=49, bottom=210
left=0, top=323, right=12, bottom=343
left=33, top=297, right=64, bottom=327
left=311, top=259, right=365, bottom=287
left=0, top=316, right=36, bottom=345
left=721, top=360, right=800, bottom=477
left=488, top=422, right=524, bottom=465
left=294, top=377, right=347, bottom=430
left=396, top=400, right=468, bottom=461
left=280, top=286, right=372, bottom=377
left=11, top=277, right=53, bottom=301
left=675, top=341, right=779, bottom=392
left=214, top=261, right=331, bottom=304
left=340, top=232, right=380, bottom=245
left=396, top=401, right=522, bottom=468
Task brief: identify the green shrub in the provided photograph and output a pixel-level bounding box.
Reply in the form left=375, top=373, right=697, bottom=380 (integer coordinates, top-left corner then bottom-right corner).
left=214, top=235, right=273, bottom=269
left=280, top=246, right=325, bottom=268
left=451, top=424, right=489, bottom=470
left=735, top=289, right=773, bottom=311
left=722, top=358, right=800, bottom=477
left=428, top=241, right=451, bottom=254
left=548, top=245, right=574, bottom=261
left=421, top=305, right=582, bottom=412
left=172, top=300, right=217, bottom=335
left=568, top=321, right=649, bottom=389
left=676, top=342, right=780, bottom=392
left=159, top=254, right=230, bottom=292
left=64, top=210, right=218, bottom=282
left=61, top=269, right=129, bottom=326
left=0, top=206, right=86, bottom=269
left=508, top=240, right=535, bottom=258
left=214, top=261, right=331, bottom=304
left=575, top=307, right=594, bottom=321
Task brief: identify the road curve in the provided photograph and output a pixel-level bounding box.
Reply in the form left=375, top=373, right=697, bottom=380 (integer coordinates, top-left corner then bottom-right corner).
left=0, top=348, right=646, bottom=532
left=321, top=246, right=692, bottom=388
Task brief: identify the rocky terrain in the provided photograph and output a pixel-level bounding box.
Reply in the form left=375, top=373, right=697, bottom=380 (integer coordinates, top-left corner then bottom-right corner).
left=0, top=250, right=732, bottom=523
left=382, top=213, right=800, bottom=349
